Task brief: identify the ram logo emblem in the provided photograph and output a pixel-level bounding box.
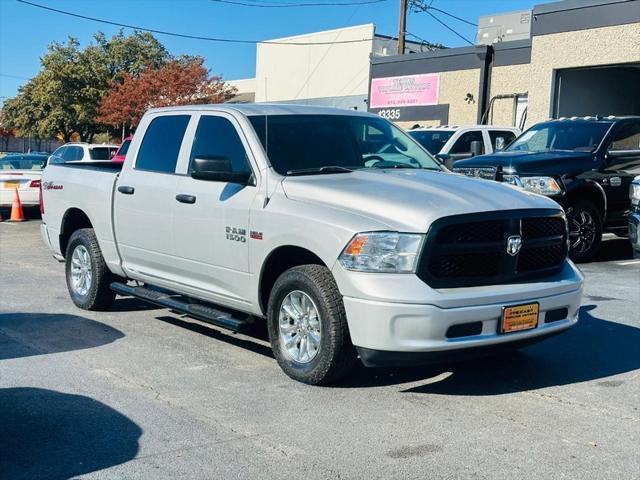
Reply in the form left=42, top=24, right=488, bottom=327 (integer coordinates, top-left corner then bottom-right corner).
left=506, top=235, right=522, bottom=256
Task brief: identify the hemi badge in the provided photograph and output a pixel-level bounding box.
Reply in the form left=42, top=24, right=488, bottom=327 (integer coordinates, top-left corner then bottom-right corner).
left=250, top=231, right=263, bottom=240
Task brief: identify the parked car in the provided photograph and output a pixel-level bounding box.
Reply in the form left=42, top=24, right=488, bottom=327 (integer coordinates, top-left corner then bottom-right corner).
left=408, top=125, right=520, bottom=168
left=630, top=176, right=640, bottom=258
left=49, top=143, right=119, bottom=164
left=452, top=116, right=640, bottom=262
left=40, top=104, right=583, bottom=385
left=0, top=153, right=48, bottom=207
left=111, top=136, right=132, bottom=163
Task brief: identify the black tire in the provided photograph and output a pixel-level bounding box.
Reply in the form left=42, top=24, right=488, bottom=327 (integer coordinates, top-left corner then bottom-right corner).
left=567, top=199, right=603, bottom=263
left=267, top=265, right=356, bottom=385
left=65, top=228, right=116, bottom=310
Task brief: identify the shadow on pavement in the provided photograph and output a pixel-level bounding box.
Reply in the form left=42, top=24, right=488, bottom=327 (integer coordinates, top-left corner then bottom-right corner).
left=156, top=315, right=274, bottom=359
left=0, top=388, right=141, bottom=480
left=0, top=313, right=124, bottom=360
left=109, top=296, right=163, bottom=312
left=591, top=237, right=633, bottom=262
left=336, top=305, right=640, bottom=393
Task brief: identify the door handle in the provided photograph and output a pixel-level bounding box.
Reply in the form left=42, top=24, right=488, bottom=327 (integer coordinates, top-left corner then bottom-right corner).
left=176, top=194, right=196, bottom=204
left=118, top=185, right=135, bottom=195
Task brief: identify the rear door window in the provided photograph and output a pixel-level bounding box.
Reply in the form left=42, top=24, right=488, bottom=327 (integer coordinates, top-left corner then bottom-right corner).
left=489, top=130, right=517, bottom=150
left=136, top=115, right=190, bottom=173
left=90, top=147, right=115, bottom=160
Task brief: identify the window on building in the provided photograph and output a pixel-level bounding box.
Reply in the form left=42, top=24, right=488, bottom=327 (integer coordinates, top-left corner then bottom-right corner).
left=136, top=115, right=190, bottom=173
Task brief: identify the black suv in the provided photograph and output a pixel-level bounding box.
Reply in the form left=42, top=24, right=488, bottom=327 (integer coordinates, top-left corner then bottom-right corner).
left=452, top=117, right=640, bottom=262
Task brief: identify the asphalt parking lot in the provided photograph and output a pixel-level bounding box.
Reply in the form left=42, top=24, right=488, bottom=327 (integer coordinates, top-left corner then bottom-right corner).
left=1, top=219, right=638, bottom=480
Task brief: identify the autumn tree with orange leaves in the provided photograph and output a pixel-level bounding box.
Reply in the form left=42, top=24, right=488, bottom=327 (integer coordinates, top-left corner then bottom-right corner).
left=97, top=58, right=236, bottom=131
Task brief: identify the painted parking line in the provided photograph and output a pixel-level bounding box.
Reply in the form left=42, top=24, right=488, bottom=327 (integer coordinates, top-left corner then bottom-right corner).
left=616, top=260, right=640, bottom=266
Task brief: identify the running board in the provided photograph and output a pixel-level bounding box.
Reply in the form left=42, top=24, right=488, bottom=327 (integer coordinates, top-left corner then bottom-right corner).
left=110, top=282, right=253, bottom=333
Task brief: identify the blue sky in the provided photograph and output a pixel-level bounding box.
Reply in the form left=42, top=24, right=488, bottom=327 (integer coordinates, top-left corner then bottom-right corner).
left=0, top=0, right=554, bottom=100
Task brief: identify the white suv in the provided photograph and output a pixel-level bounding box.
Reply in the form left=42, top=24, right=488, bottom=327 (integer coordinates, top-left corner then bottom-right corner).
left=49, top=143, right=119, bottom=164
left=408, top=125, right=520, bottom=168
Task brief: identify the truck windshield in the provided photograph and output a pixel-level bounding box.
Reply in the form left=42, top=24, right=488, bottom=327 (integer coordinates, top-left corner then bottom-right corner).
left=506, top=121, right=612, bottom=153
left=407, top=130, right=454, bottom=154
left=248, top=114, right=442, bottom=175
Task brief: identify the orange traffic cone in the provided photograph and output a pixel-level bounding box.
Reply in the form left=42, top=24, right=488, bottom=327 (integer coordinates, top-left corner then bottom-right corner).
left=8, top=188, right=25, bottom=222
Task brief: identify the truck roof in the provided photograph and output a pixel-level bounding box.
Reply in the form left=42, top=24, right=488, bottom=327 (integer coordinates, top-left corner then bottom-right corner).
left=147, top=103, right=378, bottom=118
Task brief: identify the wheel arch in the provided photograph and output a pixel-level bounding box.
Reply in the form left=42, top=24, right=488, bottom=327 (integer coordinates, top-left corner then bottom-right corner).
left=59, top=208, right=93, bottom=257
left=258, top=245, right=327, bottom=316
left=566, top=180, right=607, bottom=219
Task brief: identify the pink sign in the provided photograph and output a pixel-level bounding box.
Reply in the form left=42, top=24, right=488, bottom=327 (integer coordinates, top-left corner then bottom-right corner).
left=369, top=73, right=440, bottom=108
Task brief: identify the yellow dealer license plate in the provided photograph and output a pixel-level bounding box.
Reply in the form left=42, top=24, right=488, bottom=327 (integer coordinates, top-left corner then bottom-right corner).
left=501, top=302, right=539, bottom=334
left=3, top=181, right=20, bottom=189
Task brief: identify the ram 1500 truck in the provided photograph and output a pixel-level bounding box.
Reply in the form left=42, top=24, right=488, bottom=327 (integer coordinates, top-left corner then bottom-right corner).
left=40, top=105, right=583, bottom=385
left=453, top=116, right=640, bottom=262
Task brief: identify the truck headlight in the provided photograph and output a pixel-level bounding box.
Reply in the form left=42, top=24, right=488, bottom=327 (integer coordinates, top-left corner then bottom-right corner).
left=339, top=232, right=424, bottom=273
left=631, top=181, right=640, bottom=207
left=518, top=176, right=562, bottom=195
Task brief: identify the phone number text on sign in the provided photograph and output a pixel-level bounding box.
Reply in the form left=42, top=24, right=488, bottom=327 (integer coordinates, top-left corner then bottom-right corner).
left=369, top=73, right=440, bottom=109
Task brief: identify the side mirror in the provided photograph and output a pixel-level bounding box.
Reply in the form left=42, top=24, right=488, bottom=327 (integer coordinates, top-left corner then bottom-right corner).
left=494, top=137, right=506, bottom=151
left=191, top=156, right=251, bottom=184
left=470, top=140, right=483, bottom=157
left=435, top=153, right=454, bottom=169
left=606, top=149, right=640, bottom=160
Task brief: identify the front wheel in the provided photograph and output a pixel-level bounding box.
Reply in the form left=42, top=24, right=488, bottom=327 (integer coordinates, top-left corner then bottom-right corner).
left=65, top=228, right=116, bottom=310
left=567, top=200, right=602, bottom=263
left=267, top=265, right=356, bottom=385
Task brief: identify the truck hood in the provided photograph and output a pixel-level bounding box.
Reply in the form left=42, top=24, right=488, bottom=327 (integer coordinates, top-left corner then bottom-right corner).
left=281, top=169, right=559, bottom=232
left=453, top=150, right=595, bottom=176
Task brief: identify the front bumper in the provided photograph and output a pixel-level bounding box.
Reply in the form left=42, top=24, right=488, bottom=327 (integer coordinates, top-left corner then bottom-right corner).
left=333, top=261, right=583, bottom=364
left=630, top=210, right=640, bottom=258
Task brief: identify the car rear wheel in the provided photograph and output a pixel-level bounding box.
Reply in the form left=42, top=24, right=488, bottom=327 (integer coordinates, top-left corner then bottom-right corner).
left=567, top=200, right=602, bottom=263
left=267, top=265, right=356, bottom=385
left=65, top=228, right=116, bottom=310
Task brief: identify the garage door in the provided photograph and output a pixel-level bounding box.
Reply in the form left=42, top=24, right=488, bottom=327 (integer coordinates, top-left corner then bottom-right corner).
left=553, top=63, right=640, bottom=118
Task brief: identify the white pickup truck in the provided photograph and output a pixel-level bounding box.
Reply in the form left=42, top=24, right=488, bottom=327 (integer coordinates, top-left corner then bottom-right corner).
left=41, top=104, right=583, bottom=384
left=408, top=125, right=520, bottom=168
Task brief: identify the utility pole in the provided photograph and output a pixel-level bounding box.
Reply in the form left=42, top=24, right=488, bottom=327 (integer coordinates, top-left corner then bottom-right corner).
left=398, top=0, right=407, bottom=54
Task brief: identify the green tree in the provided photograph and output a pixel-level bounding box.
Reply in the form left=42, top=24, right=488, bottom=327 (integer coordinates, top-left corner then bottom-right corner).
left=2, top=31, right=171, bottom=142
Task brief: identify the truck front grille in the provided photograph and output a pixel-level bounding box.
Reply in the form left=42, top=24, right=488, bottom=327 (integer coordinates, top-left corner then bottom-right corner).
left=452, top=166, right=497, bottom=180
left=417, top=210, right=568, bottom=288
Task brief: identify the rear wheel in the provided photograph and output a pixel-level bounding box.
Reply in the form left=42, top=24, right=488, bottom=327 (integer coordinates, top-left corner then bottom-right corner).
left=267, top=265, right=356, bottom=385
left=567, top=200, right=602, bottom=263
left=65, top=228, right=116, bottom=310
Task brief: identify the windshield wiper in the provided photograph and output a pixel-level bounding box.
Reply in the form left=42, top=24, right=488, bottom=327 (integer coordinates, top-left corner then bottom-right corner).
left=286, top=166, right=354, bottom=176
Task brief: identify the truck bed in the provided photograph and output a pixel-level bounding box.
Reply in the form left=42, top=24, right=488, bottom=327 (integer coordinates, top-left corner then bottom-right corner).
left=41, top=163, right=122, bottom=273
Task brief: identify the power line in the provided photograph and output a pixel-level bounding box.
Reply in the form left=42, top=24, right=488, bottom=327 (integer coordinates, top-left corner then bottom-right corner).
left=211, top=0, right=386, bottom=7
left=427, top=5, right=477, bottom=27
left=409, top=1, right=477, bottom=27
left=424, top=9, right=474, bottom=45
left=16, top=0, right=374, bottom=46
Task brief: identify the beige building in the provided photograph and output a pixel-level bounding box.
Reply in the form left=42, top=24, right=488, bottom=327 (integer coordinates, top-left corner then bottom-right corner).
left=368, top=0, right=640, bottom=129
left=227, top=24, right=425, bottom=109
